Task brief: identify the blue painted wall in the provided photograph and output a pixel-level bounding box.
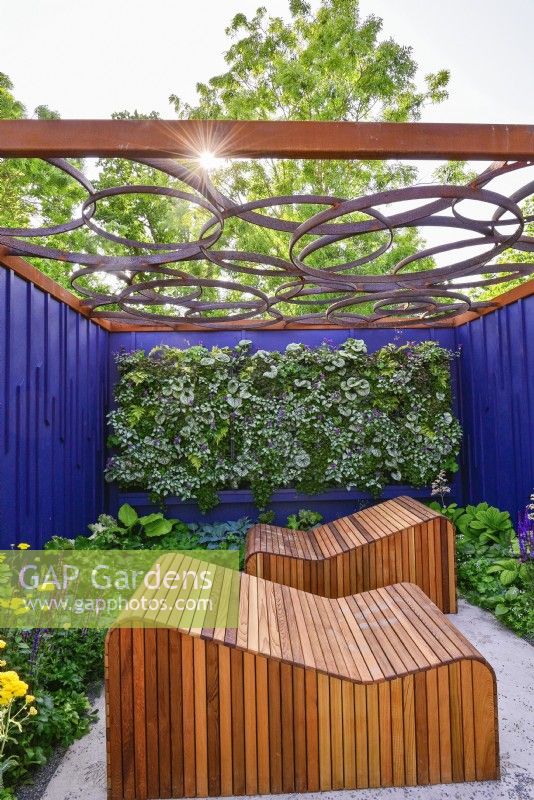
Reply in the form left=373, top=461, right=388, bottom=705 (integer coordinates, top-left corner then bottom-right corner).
left=109, top=326, right=457, bottom=358
left=0, top=269, right=109, bottom=548
left=111, top=486, right=433, bottom=527
left=5, top=256, right=532, bottom=545
left=455, top=294, right=534, bottom=520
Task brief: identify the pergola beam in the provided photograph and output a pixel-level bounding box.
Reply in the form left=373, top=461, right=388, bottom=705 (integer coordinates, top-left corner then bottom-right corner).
left=1, top=120, right=534, bottom=159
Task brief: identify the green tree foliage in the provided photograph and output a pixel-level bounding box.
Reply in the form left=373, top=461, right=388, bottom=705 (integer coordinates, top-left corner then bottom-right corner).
left=171, top=0, right=449, bottom=122
left=0, top=72, right=96, bottom=287
left=475, top=196, right=534, bottom=300
left=0, top=1, right=451, bottom=313
left=166, top=0, right=450, bottom=315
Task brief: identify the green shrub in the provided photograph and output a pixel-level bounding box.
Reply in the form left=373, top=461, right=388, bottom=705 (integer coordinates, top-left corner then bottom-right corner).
left=286, top=509, right=323, bottom=530
left=0, top=630, right=104, bottom=790
left=258, top=511, right=275, bottom=525
left=456, top=503, right=516, bottom=556
left=45, top=505, right=197, bottom=551
left=106, top=339, right=461, bottom=511
left=431, top=501, right=534, bottom=637
left=45, top=505, right=252, bottom=555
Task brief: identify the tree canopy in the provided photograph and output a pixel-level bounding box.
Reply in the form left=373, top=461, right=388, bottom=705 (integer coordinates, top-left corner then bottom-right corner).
left=16, top=1, right=527, bottom=318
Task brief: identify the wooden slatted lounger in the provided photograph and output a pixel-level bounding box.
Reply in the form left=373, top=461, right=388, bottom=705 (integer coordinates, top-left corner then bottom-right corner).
left=105, top=567, right=498, bottom=799
left=245, top=495, right=457, bottom=612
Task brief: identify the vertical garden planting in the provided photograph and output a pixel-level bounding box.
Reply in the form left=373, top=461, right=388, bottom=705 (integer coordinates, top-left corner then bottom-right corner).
left=105, top=338, right=462, bottom=512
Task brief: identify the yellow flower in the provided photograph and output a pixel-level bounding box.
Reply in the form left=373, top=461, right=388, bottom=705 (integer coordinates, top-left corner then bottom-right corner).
left=28, top=706, right=38, bottom=716
left=17, top=543, right=30, bottom=550
left=0, top=661, right=5, bottom=668
left=0, top=641, right=6, bottom=650
left=0, top=671, right=28, bottom=698
left=25, top=695, right=35, bottom=704
left=38, top=583, right=55, bottom=592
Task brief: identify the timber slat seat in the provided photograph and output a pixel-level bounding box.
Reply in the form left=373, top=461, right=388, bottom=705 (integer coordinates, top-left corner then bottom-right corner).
left=106, top=563, right=498, bottom=799
left=245, top=495, right=457, bottom=612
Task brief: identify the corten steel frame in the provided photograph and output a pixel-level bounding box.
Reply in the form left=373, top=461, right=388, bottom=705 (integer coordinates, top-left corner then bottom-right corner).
left=1, top=120, right=534, bottom=330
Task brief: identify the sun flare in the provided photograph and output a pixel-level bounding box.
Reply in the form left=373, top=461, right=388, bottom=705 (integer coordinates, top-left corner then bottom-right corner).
left=197, top=150, right=219, bottom=170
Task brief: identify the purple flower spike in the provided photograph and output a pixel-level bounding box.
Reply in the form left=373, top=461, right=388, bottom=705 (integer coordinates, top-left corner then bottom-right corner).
left=518, top=509, right=534, bottom=562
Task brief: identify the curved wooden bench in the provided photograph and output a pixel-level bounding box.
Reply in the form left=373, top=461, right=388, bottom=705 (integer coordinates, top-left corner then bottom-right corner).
left=105, top=567, right=498, bottom=799
left=245, top=495, right=457, bottom=612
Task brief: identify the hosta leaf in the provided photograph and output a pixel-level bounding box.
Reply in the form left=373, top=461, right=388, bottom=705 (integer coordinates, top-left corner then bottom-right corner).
left=118, top=504, right=138, bottom=528
left=139, top=513, right=164, bottom=525
left=144, top=519, right=173, bottom=538
left=499, top=570, right=518, bottom=587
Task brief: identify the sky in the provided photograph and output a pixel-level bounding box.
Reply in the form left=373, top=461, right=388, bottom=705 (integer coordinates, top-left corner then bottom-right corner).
left=2, top=0, right=533, bottom=124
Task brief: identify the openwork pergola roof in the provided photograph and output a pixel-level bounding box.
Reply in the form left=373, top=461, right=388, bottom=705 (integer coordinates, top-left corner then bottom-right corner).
left=1, top=120, right=534, bottom=329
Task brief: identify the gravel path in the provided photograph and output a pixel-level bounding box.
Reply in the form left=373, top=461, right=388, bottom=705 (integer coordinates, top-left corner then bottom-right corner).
left=38, top=599, right=534, bottom=800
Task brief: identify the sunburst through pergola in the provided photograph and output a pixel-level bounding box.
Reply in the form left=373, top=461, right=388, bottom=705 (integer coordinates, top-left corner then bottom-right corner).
left=1, top=121, right=534, bottom=328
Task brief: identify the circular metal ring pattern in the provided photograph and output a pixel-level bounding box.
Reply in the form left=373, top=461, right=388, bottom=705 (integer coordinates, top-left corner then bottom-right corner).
left=1, top=157, right=534, bottom=326
left=0, top=158, right=96, bottom=237
left=289, top=184, right=524, bottom=282
left=81, top=184, right=223, bottom=252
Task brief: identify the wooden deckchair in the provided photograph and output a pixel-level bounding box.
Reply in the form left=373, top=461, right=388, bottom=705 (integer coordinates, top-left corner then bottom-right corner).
left=245, top=495, right=457, bottom=612
left=106, top=567, right=498, bottom=798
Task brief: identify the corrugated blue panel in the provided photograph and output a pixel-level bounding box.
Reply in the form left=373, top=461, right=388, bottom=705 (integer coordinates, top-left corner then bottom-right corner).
left=455, top=295, right=534, bottom=519
left=8, top=258, right=510, bottom=547
left=110, top=327, right=456, bottom=357
left=0, top=268, right=109, bottom=548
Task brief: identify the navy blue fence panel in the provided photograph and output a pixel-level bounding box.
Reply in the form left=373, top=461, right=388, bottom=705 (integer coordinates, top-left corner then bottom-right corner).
left=3, top=257, right=533, bottom=543
left=110, top=486, right=433, bottom=527
left=109, top=327, right=458, bottom=387
left=108, top=326, right=461, bottom=523
left=0, top=268, right=109, bottom=548
left=109, top=326, right=457, bottom=356
left=455, top=295, right=534, bottom=520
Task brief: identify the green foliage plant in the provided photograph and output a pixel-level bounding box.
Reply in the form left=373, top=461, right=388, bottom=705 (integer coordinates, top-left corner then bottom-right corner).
left=0, top=0, right=452, bottom=305
left=455, top=502, right=516, bottom=557
left=45, top=505, right=252, bottom=554
left=429, top=500, right=534, bottom=637
left=106, top=339, right=461, bottom=511
left=286, top=509, right=324, bottom=530
left=0, top=629, right=103, bottom=791
left=44, top=504, right=197, bottom=551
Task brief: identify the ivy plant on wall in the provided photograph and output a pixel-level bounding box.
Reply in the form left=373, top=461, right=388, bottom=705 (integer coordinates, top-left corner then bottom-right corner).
left=105, top=339, right=461, bottom=511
